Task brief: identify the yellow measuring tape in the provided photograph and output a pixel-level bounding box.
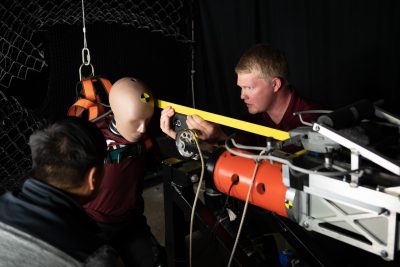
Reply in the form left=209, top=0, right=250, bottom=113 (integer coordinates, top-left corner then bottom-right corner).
left=157, top=100, right=289, bottom=141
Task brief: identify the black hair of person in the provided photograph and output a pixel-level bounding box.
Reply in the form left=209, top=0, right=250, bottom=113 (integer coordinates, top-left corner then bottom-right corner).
left=29, top=116, right=107, bottom=189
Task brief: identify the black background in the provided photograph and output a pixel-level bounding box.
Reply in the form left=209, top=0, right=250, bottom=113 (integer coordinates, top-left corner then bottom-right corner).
left=4, top=0, right=400, bottom=136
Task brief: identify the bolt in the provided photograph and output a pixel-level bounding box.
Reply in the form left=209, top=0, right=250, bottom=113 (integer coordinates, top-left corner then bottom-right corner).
left=380, top=250, right=388, bottom=259
left=174, top=120, right=181, bottom=127
left=190, top=174, right=199, bottom=183
left=303, top=221, right=309, bottom=229
left=376, top=185, right=384, bottom=192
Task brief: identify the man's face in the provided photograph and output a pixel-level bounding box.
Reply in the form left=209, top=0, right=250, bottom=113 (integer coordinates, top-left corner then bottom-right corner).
left=237, top=71, right=275, bottom=114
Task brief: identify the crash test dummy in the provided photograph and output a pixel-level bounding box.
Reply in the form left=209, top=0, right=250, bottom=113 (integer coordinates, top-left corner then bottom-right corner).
left=84, top=77, right=164, bottom=267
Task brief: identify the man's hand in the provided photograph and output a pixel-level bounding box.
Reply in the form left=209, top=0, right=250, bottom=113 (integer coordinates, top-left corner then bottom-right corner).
left=161, top=106, right=227, bottom=143
left=160, top=106, right=177, bottom=139
left=186, top=115, right=227, bottom=143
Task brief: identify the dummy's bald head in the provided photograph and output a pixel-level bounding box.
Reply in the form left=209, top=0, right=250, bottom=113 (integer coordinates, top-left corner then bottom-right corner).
left=109, top=77, right=154, bottom=142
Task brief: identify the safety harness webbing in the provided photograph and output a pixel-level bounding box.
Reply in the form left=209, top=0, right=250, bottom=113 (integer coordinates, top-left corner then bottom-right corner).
left=68, top=76, right=112, bottom=121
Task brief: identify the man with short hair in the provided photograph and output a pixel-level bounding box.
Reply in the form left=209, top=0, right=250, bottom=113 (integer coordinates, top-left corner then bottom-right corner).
left=160, top=44, right=320, bottom=264
left=0, top=117, right=119, bottom=266
left=161, top=43, right=319, bottom=145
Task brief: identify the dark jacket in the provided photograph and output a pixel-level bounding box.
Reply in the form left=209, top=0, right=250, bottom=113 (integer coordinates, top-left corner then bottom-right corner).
left=0, top=178, right=105, bottom=262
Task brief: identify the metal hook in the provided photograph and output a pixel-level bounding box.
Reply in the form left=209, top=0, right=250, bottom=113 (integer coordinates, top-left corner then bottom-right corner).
left=79, top=63, right=94, bottom=81
left=82, top=48, right=91, bottom=66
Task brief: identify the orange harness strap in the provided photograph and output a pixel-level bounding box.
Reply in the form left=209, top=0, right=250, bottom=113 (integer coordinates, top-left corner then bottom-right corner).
left=68, top=76, right=112, bottom=121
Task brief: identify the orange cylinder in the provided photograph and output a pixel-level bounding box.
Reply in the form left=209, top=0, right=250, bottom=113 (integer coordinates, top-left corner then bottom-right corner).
left=213, top=150, right=287, bottom=217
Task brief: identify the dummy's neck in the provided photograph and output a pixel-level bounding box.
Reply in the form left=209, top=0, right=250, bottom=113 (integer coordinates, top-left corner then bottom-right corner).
left=109, top=118, right=121, bottom=136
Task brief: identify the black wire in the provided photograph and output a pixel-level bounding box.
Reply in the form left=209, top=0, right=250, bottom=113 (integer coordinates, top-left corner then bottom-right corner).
left=209, top=178, right=239, bottom=238
left=222, top=178, right=238, bottom=211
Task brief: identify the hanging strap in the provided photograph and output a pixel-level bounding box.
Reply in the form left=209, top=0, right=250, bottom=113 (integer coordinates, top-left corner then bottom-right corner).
left=68, top=76, right=112, bottom=121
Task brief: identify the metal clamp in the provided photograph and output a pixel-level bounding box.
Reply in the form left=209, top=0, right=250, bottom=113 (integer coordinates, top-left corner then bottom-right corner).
left=79, top=63, right=94, bottom=81
left=81, top=48, right=91, bottom=66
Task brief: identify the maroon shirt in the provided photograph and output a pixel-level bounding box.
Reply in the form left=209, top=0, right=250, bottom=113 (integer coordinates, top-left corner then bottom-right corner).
left=234, top=90, right=320, bottom=146
left=84, top=117, right=152, bottom=224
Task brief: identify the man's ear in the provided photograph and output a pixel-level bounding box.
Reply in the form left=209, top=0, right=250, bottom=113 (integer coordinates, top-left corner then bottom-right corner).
left=85, top=166, right=97, bottom=191
left=271, top=77, right=282, bottom=93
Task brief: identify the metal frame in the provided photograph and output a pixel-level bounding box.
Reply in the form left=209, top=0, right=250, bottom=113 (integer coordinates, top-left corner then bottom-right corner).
left=299, top=173, right=400, bottom=260
left=162, top=158, right=344, bottom=267
left=162, top=158, right=255, bottom=267
left=312, top=123, right=400, bottom=177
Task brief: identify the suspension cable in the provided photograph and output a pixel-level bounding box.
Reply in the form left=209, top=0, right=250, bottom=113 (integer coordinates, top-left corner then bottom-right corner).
left=81, top=0, right=91, bottom=66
